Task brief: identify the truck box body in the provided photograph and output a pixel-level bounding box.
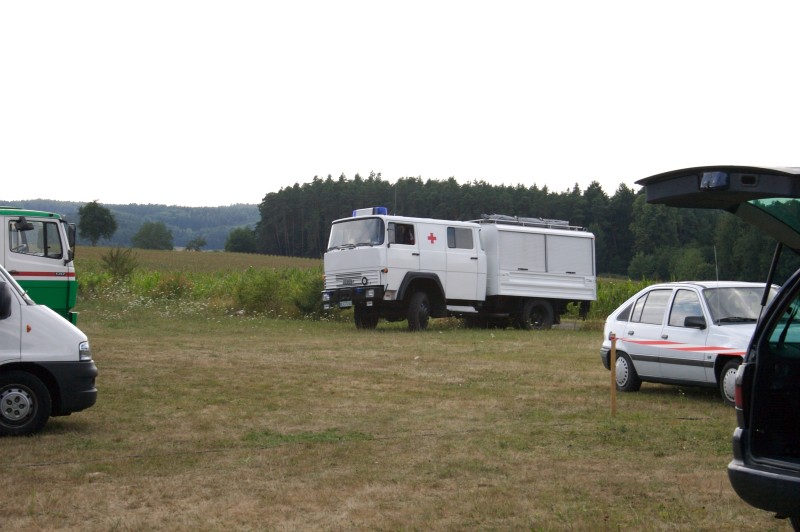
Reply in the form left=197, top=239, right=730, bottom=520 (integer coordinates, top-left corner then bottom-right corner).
left=480, top=222, right=596, bottom=300
left=323, top=208, right=596, bottom=331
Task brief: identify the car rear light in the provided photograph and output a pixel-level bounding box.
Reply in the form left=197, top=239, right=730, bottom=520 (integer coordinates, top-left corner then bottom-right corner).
left=734, top=379, right=743, bottom=409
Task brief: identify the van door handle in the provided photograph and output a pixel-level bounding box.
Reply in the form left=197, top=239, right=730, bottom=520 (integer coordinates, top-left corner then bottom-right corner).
left=412, top=252, right=420, bottom=256
left=471, top=256, right=478, bottom=260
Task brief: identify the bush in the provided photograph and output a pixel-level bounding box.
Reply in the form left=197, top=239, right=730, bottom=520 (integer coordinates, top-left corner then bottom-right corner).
left=101, top=247, right=138, bottom=280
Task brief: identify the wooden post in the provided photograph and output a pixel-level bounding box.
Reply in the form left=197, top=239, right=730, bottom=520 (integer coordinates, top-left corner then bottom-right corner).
left=610, top=333, right=617, bottom=417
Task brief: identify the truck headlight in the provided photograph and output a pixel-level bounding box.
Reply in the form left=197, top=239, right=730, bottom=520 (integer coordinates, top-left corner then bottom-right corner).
left=79, top=341, right=92, bottom=361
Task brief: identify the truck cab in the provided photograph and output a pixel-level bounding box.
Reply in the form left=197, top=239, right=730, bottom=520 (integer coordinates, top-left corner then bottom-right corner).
left=322, top=207, right=487, bottom=330
left=1, top=208, right=78, bottom=324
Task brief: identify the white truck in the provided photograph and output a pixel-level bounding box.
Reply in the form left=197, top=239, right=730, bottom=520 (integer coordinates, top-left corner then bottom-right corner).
left=0, top=262, right=97, bottom=435
left=322, top=207, right=596, bottom=331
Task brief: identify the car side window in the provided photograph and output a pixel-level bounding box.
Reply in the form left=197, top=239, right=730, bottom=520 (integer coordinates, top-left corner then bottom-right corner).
left=766, top=292, right=800, bottom=359
left=668, top=289, right=703, bottom=327
left=630, top=289, right=671, bottom=325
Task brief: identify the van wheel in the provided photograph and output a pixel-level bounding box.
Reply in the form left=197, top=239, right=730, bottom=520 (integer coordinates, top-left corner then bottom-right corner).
left=407, top=292, right=430, bottom=331
left=0, top=371, right=52, bottom=436
left=354, top=306, right=379, bottom=330
left=615, top=352, right=642, bottom=392
left=719, top=359, right=740, bottom=407
left=518, top=299, right=554, bottom=330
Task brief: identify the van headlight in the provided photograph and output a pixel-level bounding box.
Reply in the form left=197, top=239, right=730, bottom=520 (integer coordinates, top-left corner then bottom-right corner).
left=79, top=341, right=92, bottom=361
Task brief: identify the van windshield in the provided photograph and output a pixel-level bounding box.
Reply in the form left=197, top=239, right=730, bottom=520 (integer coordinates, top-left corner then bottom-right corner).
left=328, top=218, right=385, bottom=251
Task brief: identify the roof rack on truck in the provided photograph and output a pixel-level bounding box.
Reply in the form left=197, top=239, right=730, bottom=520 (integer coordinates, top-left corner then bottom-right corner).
left=474, top=214, right=585, bottom=231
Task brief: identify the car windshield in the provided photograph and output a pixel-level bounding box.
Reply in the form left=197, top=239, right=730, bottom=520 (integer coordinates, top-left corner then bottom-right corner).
left=328, top=218, right=385, bottom=250
left=703, top=286, right=776, bottom=324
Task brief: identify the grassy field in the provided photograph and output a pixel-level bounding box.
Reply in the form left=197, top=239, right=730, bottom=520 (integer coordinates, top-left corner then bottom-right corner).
left=1, top=250, right=791, bottom=530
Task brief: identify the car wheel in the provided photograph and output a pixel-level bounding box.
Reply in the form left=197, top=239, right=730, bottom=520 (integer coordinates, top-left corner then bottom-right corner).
left=615, top=352, right=642, bottom=392
left=354, top=306, right=379, bottom=330
left=719, top=359, right=740, bottom=407
left=518, top=299, right=554, bottom=330
left=407, top=291, right=430, bottom=331
left=0, top=371, right=52, bottom=436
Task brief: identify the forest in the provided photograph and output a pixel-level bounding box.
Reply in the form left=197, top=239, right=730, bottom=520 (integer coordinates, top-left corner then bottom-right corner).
left=254, top=172, right=799, bottom=283
left=0, top=199, right=259, bottom=251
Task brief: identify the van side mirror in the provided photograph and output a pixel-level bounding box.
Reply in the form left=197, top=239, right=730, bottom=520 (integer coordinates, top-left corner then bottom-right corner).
left=0, top=282, right=13, bottom=320
left=684, top=315, right=707, bottom=330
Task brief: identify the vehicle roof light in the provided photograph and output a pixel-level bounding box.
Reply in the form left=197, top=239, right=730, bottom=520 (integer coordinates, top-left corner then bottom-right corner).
left=353, top=207, right=388, bottom=217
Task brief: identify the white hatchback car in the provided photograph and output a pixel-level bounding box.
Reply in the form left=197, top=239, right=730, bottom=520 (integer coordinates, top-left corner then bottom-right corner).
left=600, top=281, right=776, bottom=405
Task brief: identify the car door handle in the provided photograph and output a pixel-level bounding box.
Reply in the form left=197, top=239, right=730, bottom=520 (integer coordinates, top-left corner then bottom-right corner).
left=412, top=252, right=420, bottom=256
left=627, top=331, right=634, bottom=336
left=471, top=257, right=478, bottom=260
left=661, top=334, right=668, bottom=339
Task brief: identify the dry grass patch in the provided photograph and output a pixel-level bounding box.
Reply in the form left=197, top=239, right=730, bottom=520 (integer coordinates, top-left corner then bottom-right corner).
left=0, top=299, right=787, bottom=530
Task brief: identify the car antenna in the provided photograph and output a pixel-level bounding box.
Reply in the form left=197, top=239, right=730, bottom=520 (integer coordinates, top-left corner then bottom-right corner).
left=714, top=246, right=721, bottom=324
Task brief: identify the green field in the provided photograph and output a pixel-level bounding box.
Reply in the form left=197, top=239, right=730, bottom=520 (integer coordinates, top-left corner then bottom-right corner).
left=1, top=250, right=789, bottom=530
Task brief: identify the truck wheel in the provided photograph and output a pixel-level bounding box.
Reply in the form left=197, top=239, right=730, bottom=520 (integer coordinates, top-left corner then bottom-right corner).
left=615, top=352, right=642, bottom=392
left=407, top=291, right=430, bottom=331
left=354, top=306, right=379, bottom=330
left=0, top=371, right=52, bottom=436
left=719, top=359, right=740, bottom=407
left=518, top=299, right=554, bottom=330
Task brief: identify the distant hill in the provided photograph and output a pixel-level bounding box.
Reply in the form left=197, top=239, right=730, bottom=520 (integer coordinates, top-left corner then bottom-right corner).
left=0, top=199, right=259, bottom=250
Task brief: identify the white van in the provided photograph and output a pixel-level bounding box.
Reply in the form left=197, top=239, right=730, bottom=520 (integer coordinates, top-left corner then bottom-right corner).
left=0, top=263, right=96, bottom=435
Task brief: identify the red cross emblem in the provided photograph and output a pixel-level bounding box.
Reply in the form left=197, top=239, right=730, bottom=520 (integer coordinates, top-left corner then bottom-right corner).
left=427, top=232, right=437, bottom=244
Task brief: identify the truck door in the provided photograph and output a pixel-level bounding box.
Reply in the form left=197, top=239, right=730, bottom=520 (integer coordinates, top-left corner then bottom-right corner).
left=386, top=222, right=420, bottom=290
left=4, top=217, right=72, bottom=318
left=445, top=226, right=482, bottom=301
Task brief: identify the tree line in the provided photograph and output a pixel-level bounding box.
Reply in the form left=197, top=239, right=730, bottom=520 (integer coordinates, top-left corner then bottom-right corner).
left=252, top=172, right=800, bottom=283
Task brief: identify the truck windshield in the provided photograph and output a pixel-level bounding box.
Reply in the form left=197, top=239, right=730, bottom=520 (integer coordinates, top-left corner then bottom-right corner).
left=703, top=286, right=777, bottom=324
left=328, top=218, right=385, bottom=250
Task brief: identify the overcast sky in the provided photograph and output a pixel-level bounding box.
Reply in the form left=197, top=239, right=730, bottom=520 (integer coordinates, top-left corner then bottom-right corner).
left=2, top=1, right=797, bottom=207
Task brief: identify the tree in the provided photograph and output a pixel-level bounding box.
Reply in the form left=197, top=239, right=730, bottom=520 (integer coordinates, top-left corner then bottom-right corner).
left=78, top=200, right=117, bottom=246
left=185, top=236, right=207, bottom=251
left=132, top=221, right=173, bottom=250
left=225, top=227, right=257, bottom=253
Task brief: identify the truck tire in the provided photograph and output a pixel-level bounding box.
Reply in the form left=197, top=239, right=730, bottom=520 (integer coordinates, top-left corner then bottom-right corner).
left=0, top=371, right=52, bottom=436
left=354, top=305, right=379, bottom=330
left=518, top=299, right=554, bottom=330
left=407, top=291, right=430, bottom=331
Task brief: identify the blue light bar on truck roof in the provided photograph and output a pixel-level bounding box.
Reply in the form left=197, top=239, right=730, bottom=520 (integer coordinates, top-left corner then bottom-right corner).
left=353, top=207, right=388, bottom=217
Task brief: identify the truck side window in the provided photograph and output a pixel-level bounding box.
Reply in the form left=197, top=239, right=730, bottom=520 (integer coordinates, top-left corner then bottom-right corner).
left=630, top=289, right=671, bottom=325
left=390, top=223, right=415, bottom=245
left=668, top=289, right=703, bottom=327
left=9, top=221, right=63, bottom=259
left=447, top=227, right=474, bottom=249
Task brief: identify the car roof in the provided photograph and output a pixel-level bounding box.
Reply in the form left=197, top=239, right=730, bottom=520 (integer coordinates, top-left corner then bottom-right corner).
left=636, top=166, right=800, bottom=252
left=645, top=281, right=767, bottom=290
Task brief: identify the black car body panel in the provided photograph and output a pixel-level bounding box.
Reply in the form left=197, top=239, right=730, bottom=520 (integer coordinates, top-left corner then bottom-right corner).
left=637, top=165, right=800, bottom=521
